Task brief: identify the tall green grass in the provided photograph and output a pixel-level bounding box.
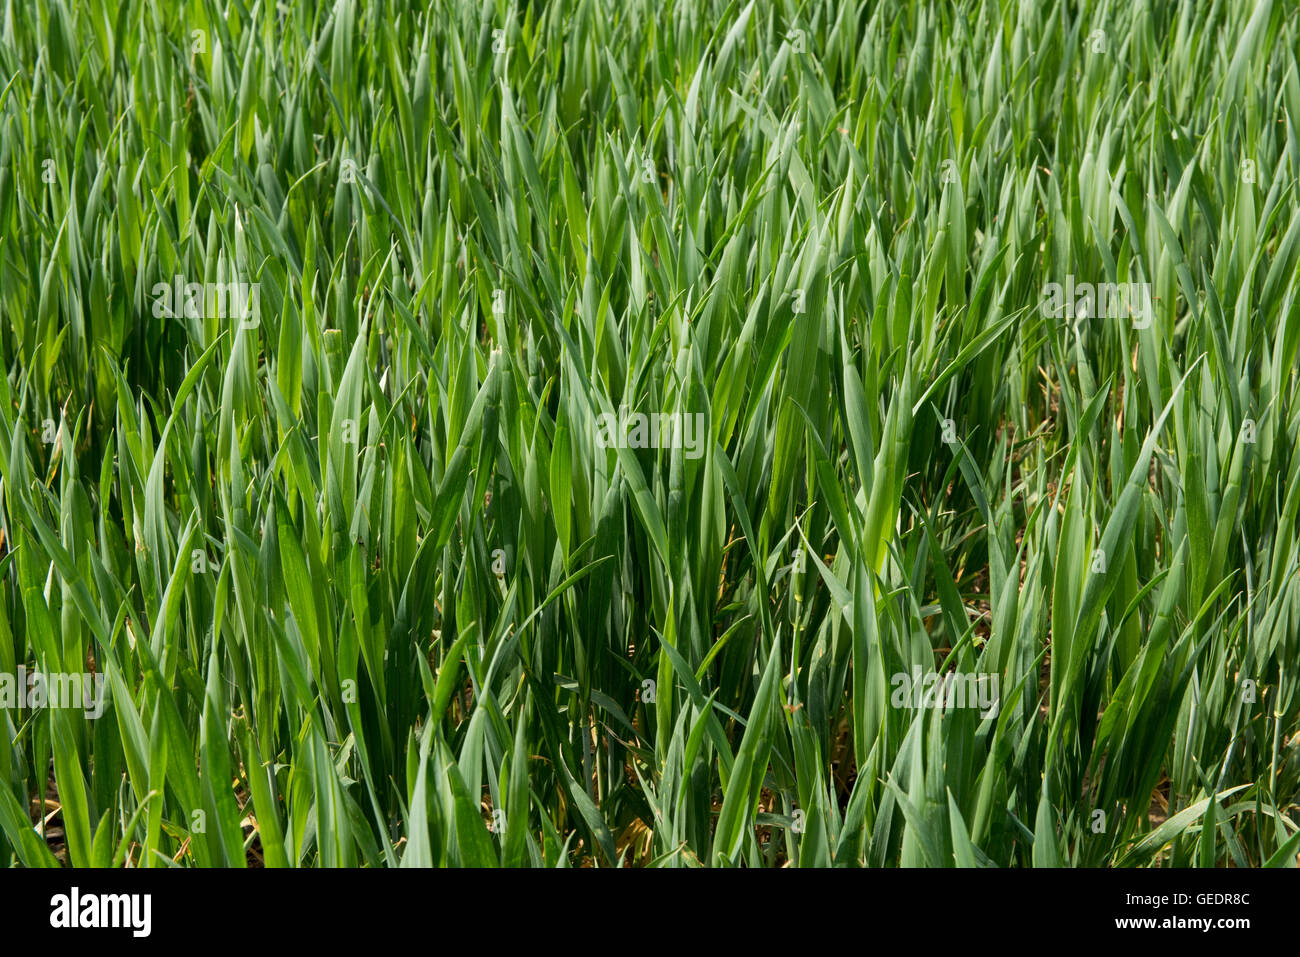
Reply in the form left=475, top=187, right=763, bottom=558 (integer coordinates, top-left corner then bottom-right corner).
left=1, top=0, right=1298, bottom=867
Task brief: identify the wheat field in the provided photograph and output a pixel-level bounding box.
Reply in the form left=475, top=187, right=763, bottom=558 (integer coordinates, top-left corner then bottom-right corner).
left=1, top=0, right=1298, bottom=867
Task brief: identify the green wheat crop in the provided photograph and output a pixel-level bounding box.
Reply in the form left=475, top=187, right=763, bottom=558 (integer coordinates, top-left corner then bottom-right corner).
left=1, top=0, right=1298, bottom=867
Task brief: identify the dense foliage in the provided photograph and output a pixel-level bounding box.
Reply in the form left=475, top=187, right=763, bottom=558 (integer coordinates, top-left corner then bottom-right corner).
left=1, top=0, right=1298, bottom=867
